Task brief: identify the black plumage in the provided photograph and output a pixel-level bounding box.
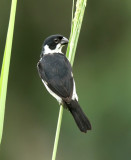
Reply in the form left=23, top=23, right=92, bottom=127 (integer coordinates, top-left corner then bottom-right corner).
left=37, top=53, right=73, bottom=102
left=65, top=100, right=91, bottom=132
left=37, top=34, right=91, bottom=132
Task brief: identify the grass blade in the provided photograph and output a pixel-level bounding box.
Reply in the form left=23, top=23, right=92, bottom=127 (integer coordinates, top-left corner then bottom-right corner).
left=0, top=0, right=18, bottom=145
left=51, top=0, right=87, bottom=159
left=51, top=105, right=63, bottom=160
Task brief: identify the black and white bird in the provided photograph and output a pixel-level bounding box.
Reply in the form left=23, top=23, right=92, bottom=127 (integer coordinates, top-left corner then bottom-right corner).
left=37, top=34, right=91, bottom=133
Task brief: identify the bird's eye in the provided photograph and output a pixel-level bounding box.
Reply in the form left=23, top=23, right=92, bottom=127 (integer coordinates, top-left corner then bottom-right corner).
left=54, top=38, right=59, bottom=43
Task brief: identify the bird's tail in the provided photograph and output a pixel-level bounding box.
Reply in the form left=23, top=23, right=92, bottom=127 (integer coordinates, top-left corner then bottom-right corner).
left=65, top=100, right=91, bottom=133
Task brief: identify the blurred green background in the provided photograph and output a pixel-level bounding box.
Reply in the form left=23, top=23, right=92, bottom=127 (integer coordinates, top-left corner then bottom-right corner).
left=0, top=0, right=131, bottom=160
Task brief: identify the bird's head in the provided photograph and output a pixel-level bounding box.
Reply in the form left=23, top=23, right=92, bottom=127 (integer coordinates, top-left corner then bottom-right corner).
left=41, top=34, right=69, bottom=56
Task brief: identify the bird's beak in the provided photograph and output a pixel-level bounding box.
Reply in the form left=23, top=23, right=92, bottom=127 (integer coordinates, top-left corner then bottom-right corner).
left=60, top=37, right=69, bottom=45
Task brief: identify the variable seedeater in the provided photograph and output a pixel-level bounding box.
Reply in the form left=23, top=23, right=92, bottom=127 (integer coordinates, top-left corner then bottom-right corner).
left=37, top=34, right=91, bottom=132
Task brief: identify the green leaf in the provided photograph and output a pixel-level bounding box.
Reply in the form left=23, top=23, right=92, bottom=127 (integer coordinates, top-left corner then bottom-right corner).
left=0, top=0, right=18, bottom=145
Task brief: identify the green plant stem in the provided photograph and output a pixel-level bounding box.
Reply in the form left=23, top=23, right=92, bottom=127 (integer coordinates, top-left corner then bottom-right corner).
left=51, top=105, right=63, bottom=160
left=51, top=0, right=87, bottom=159
left=0, top=0, right=17, bottom=145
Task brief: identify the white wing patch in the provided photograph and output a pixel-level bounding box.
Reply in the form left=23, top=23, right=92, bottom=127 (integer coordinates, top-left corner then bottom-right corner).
left=72, top=80, right=78, bottom=101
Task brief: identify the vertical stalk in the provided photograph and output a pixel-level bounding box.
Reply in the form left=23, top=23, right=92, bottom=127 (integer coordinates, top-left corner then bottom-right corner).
left=0, top=0, right=18, bottom=145
left=51, top=105, right=63, bottom=160
left=51, top=0, right=87, bottom=159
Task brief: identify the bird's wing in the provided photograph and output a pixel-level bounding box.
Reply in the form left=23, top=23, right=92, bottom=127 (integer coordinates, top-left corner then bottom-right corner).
left=37, top=53, right=73, bottom=102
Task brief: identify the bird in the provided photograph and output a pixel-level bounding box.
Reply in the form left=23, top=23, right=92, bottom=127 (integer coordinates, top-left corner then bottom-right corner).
left=37, top=34, right=91, bottom=133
